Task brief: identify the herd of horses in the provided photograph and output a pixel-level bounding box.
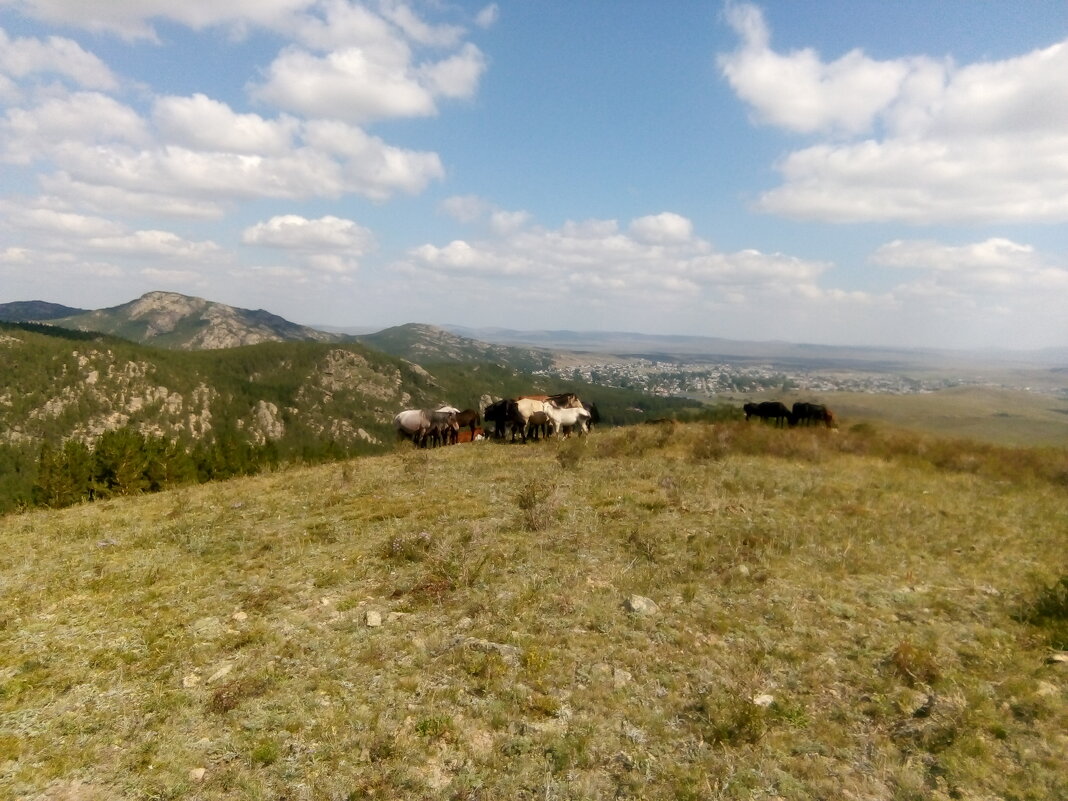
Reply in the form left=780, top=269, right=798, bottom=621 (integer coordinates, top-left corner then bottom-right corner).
left=743, top=401, right=837, bottom=428
left=393, top=395, right=836, bottom=447
left=393, top=393, right=600, bottom=447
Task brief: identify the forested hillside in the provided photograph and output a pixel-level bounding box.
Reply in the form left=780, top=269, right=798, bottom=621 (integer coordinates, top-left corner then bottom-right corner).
left=0, top=323, right=704, bottom=512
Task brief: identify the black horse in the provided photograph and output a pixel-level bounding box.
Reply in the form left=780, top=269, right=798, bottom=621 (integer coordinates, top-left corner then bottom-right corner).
left=743, top=401, right=792, bottom=427
left=483, top=399, right=518, bottom=440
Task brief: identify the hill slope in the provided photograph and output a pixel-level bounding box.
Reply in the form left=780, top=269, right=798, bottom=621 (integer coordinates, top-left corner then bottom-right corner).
left=1, top=423, right=1065, bottom=799
left=0, top=300, right=87, bottom=322
left=39, top=291, right=346, bottom=350
left=358, top=322, right=557, bottom=371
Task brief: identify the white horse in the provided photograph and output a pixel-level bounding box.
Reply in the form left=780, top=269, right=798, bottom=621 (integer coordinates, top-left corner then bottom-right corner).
left=394, top=409, right=430, bottom=444
left=545, top=405, right=591, bottom=437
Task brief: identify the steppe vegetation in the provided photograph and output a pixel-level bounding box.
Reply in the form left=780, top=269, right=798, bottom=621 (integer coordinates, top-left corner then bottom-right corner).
left=2, top=421, right=1066, bottom=800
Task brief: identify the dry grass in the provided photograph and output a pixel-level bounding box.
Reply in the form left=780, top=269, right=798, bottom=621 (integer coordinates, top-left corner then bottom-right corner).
left=1, top=422, right=1066, bottom=800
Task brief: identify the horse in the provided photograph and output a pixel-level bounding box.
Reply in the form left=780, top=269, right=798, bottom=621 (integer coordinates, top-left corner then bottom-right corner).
left=514, top=397, right=552, bottom=442
left=582, top=401, right=601, bottom=431
left=514, top=394, right=584, bottom=442
left=545, top=404, right=591, bottom=437
left=425, top=409, right=459, bottom=447
left=394, top=408, right=457, bottom=447
left=743, top=401, right=792, bottom=428
left=791, top=402, right=837, bottom=428
left=483, top=399, right=518, bottom=439
left=447, top=408, right=481, bottom=444
left=394, top=409, right=431, bottom=445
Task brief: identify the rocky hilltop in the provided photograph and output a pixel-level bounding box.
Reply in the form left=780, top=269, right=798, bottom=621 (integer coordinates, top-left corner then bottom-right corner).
left=3, top=291, right=345, bottom=351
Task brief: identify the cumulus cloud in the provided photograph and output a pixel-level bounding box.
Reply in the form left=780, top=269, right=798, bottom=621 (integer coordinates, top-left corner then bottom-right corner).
left=242, top=214, right=373, bottom=251
left=2, top=89, right=444, bottom=205
left=404, top=209, right=827, bottom=297
left=720, top=3, right=1068, bottom=224
left=629, top=212, right=694, bottom=244
left=0, top=91, right=149, bottom=163
left=251, top=39, right=486, bottom=123
left=153, top=94, right=298, bottom=155
left=0, top=27, right=119, bottom=90
left=242, top=214, right=374, bottom=274
left=719, top=3, right=911, bottom=136
left=872, top=237, right=1068, bottom=292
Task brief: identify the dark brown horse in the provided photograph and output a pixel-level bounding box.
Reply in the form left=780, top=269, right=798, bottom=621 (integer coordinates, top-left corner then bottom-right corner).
left=743, top=401, right=792, bottom=427
left=448, top=408, right=482, bottom=444
left=791, top=402, right=837, bottom=428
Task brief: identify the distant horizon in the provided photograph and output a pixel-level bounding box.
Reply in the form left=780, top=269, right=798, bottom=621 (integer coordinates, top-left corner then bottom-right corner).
left=5, top=288, right=1065, bottom=363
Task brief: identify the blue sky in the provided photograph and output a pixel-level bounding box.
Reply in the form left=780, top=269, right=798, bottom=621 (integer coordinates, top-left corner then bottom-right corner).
left=1, top=1, right=1066, bottom=350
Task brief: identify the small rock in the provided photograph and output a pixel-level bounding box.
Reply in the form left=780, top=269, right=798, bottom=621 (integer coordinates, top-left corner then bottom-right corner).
left=206, top=663, right=233, bottom=684
left=232, top=611, right=248, bottom=622
left=366, top=610, right=383, bottom=627
left=752, top=693, right=775, bottom=708
left=613, top=667, right=633, bottom=688
left=182, top=673, right=201, bottom=688
left=189, top=768, right=207, bottom=782
left=1047, top=651, right=1068, bottom=665
left=623, top=595, right=659, bottom=616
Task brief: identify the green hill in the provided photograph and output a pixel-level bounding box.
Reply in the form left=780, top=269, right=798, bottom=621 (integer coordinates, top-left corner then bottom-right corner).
left=0, top=322, right=705, bottom=512
left=357, top=322, right=557, bottom=372
left=1, top=422, right=1065, bottom=799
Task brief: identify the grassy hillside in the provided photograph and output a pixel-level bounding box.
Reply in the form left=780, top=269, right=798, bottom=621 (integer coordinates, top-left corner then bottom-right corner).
left=2, top=423, right=1065, bottom=800
left=357, top=323, right=558, bottom=372
left=785, top=387, right=1068, bottom=448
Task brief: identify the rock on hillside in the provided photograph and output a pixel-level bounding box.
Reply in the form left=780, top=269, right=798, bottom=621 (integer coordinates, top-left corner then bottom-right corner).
left=44, top=291, right=346, bottom=350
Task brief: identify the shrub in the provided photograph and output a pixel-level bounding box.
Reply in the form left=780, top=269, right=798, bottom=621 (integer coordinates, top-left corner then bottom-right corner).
left=1019, top=575, right=1068, bottom=649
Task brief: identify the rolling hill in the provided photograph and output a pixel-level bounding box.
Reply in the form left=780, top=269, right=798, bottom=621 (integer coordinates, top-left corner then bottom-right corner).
left=1, top=422, right=1065, bottom=799
left=356, top=323, right=557, bottom=371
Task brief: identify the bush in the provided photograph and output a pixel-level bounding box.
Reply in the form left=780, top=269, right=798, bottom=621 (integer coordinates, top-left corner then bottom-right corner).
left=1020, top=576, right=1068, bottom=649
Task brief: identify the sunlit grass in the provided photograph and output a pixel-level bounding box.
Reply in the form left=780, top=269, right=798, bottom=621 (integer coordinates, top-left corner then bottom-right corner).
left=1, top=422, right=1066, bottom=799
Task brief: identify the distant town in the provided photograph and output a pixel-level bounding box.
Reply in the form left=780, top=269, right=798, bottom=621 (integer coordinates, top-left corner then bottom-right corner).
left=536, top=358, right=1068, bottom=398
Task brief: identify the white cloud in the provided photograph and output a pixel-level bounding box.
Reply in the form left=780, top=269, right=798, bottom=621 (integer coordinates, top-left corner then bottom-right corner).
left=404, top=210, right=825, bottom=296
left=721, top=3, right=1068, bottom=224
left=720, top=3, right=912, bottom=136
left=475, top=4, right=499, bottom=29
left=242, top=214, right=374, bottom=275
left=0, top=0, right=315, bottom=40
left=381, top=1, right=465, bottom=48
left=629, top=212, right=694, bottom=244
left=440, top=194, right=491, bottom=222
left=242, top=214, right=373, bottom=252
left=418, top=42, right=486, bottom=100
left=872, top=237, right=1038, bottom=273
left=85, top=229, right=221, bottom=260
left=0, top=91, right=149, bottom=163
left=4, top=90, right=443, bottom=205
left=0, top=27, right=119, bottom=90
left=251, top=45, right=436, bottom=123
left=4, top=206, right=124, bottom=237
left=872, top=237, right=1068, bottom=294
left=153, top=94, right=298, bottom=155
